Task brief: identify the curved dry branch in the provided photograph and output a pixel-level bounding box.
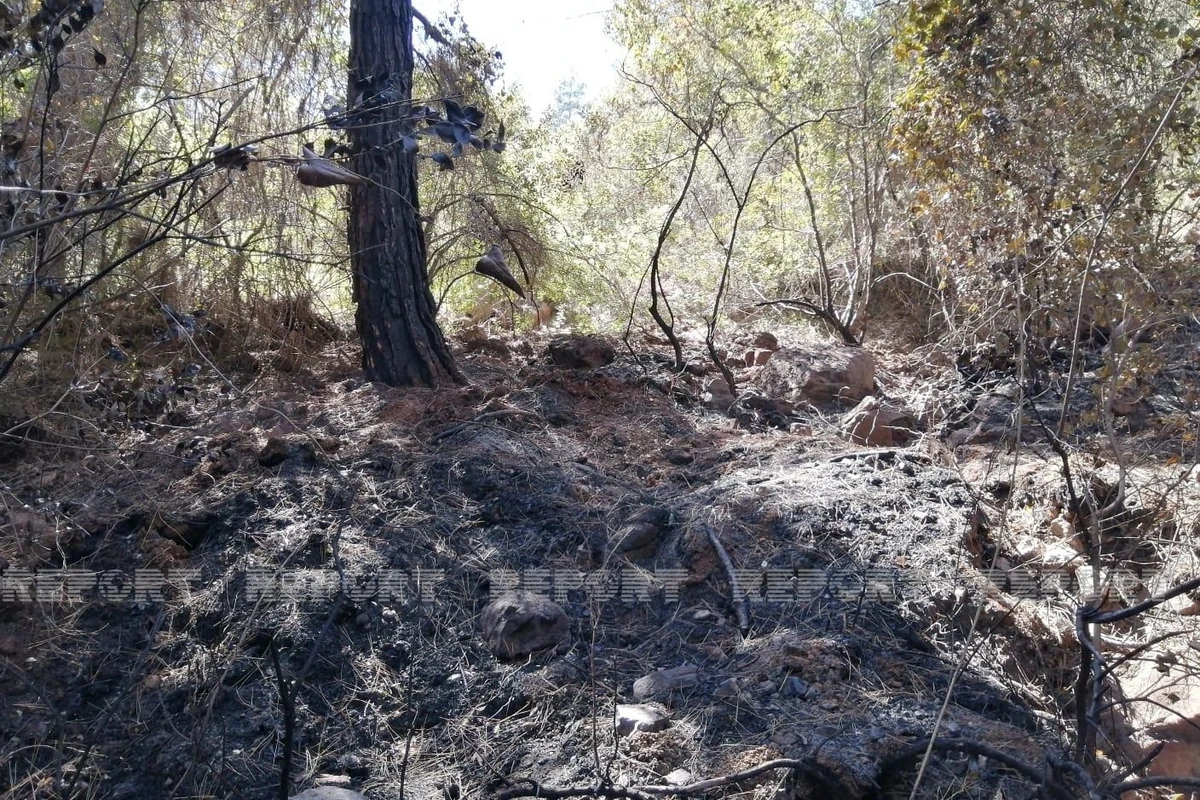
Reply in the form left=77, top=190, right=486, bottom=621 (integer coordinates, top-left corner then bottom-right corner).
left=0, top=179, right=222, bottom=385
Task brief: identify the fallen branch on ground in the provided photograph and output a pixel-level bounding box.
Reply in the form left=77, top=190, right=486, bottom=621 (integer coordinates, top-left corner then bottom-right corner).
left=702, top=522, right=749, bottom=634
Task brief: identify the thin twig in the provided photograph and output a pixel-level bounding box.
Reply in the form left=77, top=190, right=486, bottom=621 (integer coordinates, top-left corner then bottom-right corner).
left=267, top=639, right=294, bottom=800
left=430, top=407, right=543, bottom=443
left=702, top=522, right=748, bottom=633
left=1087, top=573, right=1200, bottom=625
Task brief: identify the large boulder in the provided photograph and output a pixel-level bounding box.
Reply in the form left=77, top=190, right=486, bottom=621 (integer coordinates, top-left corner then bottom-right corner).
left=754, top=345, right=875, bottom=404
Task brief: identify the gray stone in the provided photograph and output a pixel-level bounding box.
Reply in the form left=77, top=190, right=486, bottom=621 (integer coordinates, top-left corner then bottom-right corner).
left=615, top=703, right=670, bottom=735
left=664, top=769, right=693, bottom=786
left=480, top=592, right=569, bottom=659
left=633, top=665, right=699, bottom=700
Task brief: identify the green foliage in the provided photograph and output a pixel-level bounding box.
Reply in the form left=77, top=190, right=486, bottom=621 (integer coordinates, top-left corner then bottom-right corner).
left=5, top=0, right=1200, bottom=399
left=892, top=0, right=1200, bottom=340
left=594, top=0, right=903, bottom=339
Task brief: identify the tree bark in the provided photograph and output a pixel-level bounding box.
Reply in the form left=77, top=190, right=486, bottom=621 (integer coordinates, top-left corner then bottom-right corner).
left=347, top=0, right=462, bottom=386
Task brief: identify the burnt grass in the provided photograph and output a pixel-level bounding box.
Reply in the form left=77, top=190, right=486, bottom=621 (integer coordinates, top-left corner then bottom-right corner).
left=0, top=339, right=1157, bottom=800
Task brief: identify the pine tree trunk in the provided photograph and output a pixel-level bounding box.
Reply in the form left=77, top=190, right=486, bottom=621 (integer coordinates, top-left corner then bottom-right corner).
left=347, top=0, right=462, bottom=386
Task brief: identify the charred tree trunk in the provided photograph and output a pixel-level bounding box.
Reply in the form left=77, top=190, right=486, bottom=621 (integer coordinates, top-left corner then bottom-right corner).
left=347, top=0, right=462, bottom=386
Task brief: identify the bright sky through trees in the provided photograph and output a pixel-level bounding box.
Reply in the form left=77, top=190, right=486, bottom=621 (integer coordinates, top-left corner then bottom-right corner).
left=420, top=0, right=625, bottom=113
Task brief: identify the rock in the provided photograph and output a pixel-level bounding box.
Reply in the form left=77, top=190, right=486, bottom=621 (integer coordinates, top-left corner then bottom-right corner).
left=612, top=506, right=670, bottom=560
left=1040, top=541, right=1081, bottom=571
left=1048, top=516, right=1075, bottom=539
left=257, top=436, right=291, bottom=467
left=702, top=378, right=735, bottom=411
left=1112, top=651, right=1200, bottom=784
left=615, top=703, right=670, bottom=735
left=840, top=396, right=913, bottom=447
left=743, top=348, right=774, bottom=367
left=633, top=665, right=700, bottom=700
left=771, top=730, right=799, bottom=747
left=665, top=449, right=694, bottom=465
left=729, top=390, right=796, bottom=429
left=480, top=592, right=569, bottom=659
left=664, top=769, right=693, bottom=786
left=613, top=523, right=659, bottom=555
left=463, top=336, right=511, bottom=359
left=782, top=676, right=810, bottom=698
left=1012, top=535, right=1045, bottom=562
left=548, top=335, right=615, bottom=369
left=257, top=436, right=316, bottom=467
left=752, top=331, right=779, bottom=351
left=289, top=789, right=368, bottom=800
left=754, top=345, right=875, bottom=404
